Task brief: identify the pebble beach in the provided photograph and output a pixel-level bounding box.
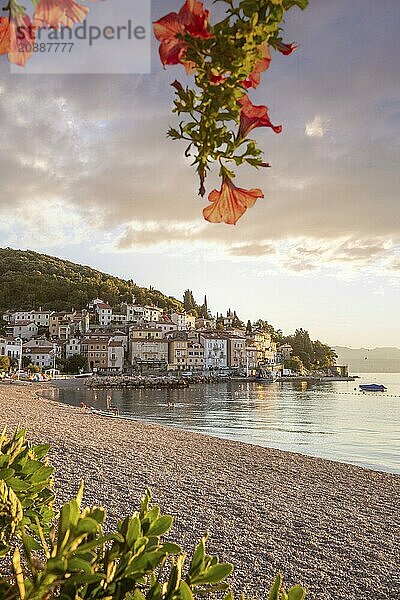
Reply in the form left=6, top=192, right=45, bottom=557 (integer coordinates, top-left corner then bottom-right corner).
left=1, top=383, right=399, bottom=599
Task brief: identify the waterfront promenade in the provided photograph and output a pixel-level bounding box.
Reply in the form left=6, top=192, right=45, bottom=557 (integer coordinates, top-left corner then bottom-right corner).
left=1, top=383, right=399, bottom=599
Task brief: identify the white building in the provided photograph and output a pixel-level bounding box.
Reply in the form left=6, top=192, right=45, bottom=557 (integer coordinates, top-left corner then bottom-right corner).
left=129, top=327, right=168, bottom=366
left=171, top=313, right=196, bottom=331
left=144, top=306, right=163, bottom=323
left=31, top=309, right=53, bottom=328
left=2, top=311, right=14, bottom=323
left=24, top=346, right=55, bottom=369
left=154, top=321, right=178, bottom=335
left=9, top=321, right=39, bottom=340
left=111, top=313, right=128, bottom=326
left=121, top=304, right=163, bottom=324
left=107, top=341, right=124, bottom=373
left=195, top=317, right=216, bottom=330
left=58, top=324, right=71, bottom=340
left=226, top=335, right=246, bottom=369
left=121, top=304, right=146, bottom=324
left=1, top=338, right=22, bottom=360
left=12, top=310, right=34, bottom=323
left=187, top=341, right=204, bottom=371
left=65, top=338, right=82, bottom=359
left=110, top=331, right=128, bottom=353
left=199, top=334, right=228, bottom=371
left=95, top=303, right=112, bottom=327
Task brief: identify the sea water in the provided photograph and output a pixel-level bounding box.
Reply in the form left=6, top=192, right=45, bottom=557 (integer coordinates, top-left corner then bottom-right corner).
left=43, top=372, right=400, bottom=474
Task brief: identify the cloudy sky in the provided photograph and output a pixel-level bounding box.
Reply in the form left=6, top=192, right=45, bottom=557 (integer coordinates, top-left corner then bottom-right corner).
left=1, top=0, right=399, bottom=347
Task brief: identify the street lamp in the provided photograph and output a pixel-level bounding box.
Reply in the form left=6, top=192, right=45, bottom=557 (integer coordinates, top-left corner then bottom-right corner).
left=16, top=337, right=23, bottom=381
left=51, top=343, right=57, bottom=378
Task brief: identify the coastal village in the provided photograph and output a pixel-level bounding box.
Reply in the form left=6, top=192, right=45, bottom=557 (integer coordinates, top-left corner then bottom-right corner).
left=0, top=297, right=347, bottom=380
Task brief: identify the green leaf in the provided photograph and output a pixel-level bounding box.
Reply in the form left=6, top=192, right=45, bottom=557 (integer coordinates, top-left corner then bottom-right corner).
left=29, top=465, right=53, bottom=483
left=13, top=548, right=26, bottom=600
left=196, top=563, right=233, bottom=584
left=180, top=580, right=194, bottom=600
left=127, top=515, right=141, bottom=546
left=287, top=585, right=306, bottom=600
left=0, top=468, right=15, bottom=480
left=162, top=542, right=182, bottom=555
left=68, top=557, right=94, bottom=574
left=7, top=477, right=30, bottom=492
left=269, top=574, right=283, bottom=600
left=22, top=533, right=41, bottom=552
left=32, top=444, right=51, bottom=459
left=190, top=536, right=207, bottom=574
left=147, top=515, right=173, bottom=537
left=23, top=460, right=43, bottom=475
left=76, top=516, right=100, bottom=536
left=283, top=0, right=308, bottom=9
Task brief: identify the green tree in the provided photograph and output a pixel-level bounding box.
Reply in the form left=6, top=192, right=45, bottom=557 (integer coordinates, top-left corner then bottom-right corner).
left=62, top=354, right=87, bottom=374
left=8, top=357, right=18, bottom=370
left=216, top=315, right=224, bottom=330
left=254, top=319, right=275, bottom=336
left=0, top=355, right=10, bottom=372
left=232, top=311, right=244, bottom=328
left=0, top=249, right=183, bottom=314
left=198, top=294, right=210, bottom=318
left=312, top=340, right=337, bottom=369
left=291, top=329, right=314, bottom=370
left=183, top=289, right=196, bottom=313
left=0, top=319, right=6, bottom=336
left=284, top=356, right=304, bottom=374
left=21, top=356, right=30, bottom=369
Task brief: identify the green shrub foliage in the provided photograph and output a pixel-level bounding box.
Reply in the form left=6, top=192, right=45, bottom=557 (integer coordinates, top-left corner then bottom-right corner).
left=0, top=428, right=55, bottom=557
left=0, top=428, right=306, bottom=599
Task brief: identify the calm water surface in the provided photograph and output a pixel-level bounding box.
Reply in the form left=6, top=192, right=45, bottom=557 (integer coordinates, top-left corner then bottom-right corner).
left=43, top=372, right=400, bottom=474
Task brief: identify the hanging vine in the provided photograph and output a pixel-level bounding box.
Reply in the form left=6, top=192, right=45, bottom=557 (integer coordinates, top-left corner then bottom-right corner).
left=154, top=0, right=308, bottom=224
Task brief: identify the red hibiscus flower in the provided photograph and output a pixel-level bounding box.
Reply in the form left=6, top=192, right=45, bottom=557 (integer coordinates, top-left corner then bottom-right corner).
left=34, top=0, right=94, bottom=29
left=203, top=176, right=264, bottom=225
left=210, top=73, right=226, bottom=85
left=154, top=0, right=212, bottom=73
left=276, top=41, right=297, bottom=55
left=0, top=17, right=10, bottom=56
left=238, top=95, right=282, bottom=139
left=0, top=13, right=35, bottom=66
left=243, top=43, right=271, bottom=89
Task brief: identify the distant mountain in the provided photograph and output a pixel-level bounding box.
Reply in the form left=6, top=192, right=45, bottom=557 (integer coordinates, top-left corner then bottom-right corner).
left=0, top=248, right=183, bottom=313
left=334, top=346, right=400, bottom=373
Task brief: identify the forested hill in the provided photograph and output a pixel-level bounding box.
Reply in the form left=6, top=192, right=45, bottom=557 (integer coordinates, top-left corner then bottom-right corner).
left=0, top=248, right=183, bottom=313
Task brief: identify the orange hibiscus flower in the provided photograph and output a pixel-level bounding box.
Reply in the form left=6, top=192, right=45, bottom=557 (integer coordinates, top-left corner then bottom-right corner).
left=154, top=0, right=212, bottom=73
left=34, top=0, right=94, bottom=29
left=203, top=176, right=264, bottom=225
left=0, top=17, right=10, bottom=56
left=238, top=95, right=282, bottom=139
left=0, top=14, right=35, bottom=66
left=243, top=43, right=271, bottom=89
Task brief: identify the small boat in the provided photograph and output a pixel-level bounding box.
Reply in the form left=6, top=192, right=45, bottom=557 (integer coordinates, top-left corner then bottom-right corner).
left=359, top=384, right=387, bottom=392
left=75, top=372, right=93, bottom=379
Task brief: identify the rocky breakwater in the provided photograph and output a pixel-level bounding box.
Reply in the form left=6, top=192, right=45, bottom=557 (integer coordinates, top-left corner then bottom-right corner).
left=84, top=374, right=224, bottom=389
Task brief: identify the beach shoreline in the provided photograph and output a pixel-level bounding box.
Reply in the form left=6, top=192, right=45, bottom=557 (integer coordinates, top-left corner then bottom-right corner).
left=1, top=383, right=399, bottom=599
